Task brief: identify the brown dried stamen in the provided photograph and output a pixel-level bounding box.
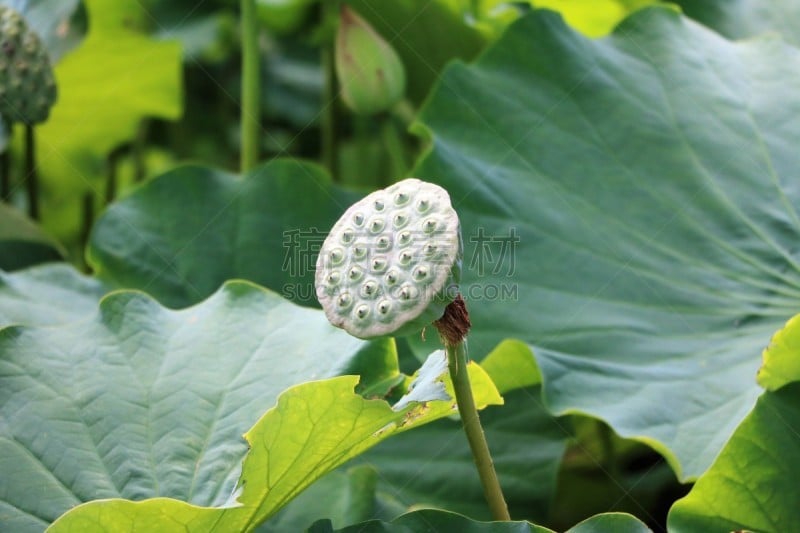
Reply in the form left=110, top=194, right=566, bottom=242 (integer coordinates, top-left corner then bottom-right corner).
left=433, top=294, right=471, bottom=346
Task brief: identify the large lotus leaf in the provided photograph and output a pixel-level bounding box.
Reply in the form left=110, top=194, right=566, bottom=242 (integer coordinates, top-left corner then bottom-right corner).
left=330, top=509, right=649, bottom=532
left=46, top=362, right=502, bottom=531
left=355, top=340, right=569, bottom=522
left=0, top=204, right=63, bottom=271
left=346, top=0, right=486, bottom=103
left=674, top=0, right=800, bottom=45
left=0, top=263, right=106, bottom=327
left=412, top=7, right=800, bottom=480
left=29, top=0, right=182, bottom=245
left=0, top=282, right=400, bottom=532
left=667, top=383, right=800, bottom=532
left=88, top=160, right=359, bottom=309
left=258, top=465, right=378, bottom=532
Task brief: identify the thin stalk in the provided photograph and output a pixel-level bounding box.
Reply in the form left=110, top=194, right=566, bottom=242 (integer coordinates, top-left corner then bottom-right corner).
left=0, top=148, right=10, bottom=202
left=391, top=98, right=415, bottom=127
left=79, top=191, right=94, bottom=271
left=353, top=114, right=370, bottom=185
left=1, top=121, right=11, bottom=202
left=446, top=340, right=510, bottom=521
left=240, top=0, right=260, bottom=173
left=436, top=296, right=510, bottom=521
left=133, top=119, right=148, bottom=182
left=24, top=124, right=38, bottom=219
left=106, top=146, right=123, bottom=204
left=320, top=0, right=339, bottom=179
left=380, top=116, right=407, bottom=184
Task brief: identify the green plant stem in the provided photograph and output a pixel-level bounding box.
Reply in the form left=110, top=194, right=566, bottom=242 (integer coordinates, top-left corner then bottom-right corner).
left=24, top=124, right=38, bottom=220
left=133, top=119, right=148, bottom=182
left=354, top=114, right=370, bottom=181
left=381, top=116, right=408, bottom=184
left=391, top=98, right=415, bottom=126
left=320, top=0, right=339, bottom=179
left=446, top=340, right=511, bottom=521
left=106, top=146, right=123, bottom=204
left=240, top=0, right=260, bottom=173
left=80, top=191, right=94, bottom=271
left=0, top=148, right=10, bottom=202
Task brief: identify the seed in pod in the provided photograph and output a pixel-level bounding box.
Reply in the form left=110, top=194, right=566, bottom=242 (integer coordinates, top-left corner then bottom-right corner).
left=315, top=178, right=462, bottom=339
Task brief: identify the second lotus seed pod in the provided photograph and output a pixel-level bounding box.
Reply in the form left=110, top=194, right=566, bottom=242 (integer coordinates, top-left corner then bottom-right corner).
left=0, top=6, right=57, bottom=125
left=315, top=178, right=462, bottom=339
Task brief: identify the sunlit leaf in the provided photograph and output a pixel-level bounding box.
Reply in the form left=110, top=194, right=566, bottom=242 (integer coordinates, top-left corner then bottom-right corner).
left=30, top=0, right=182, bottom=245
left=668, top=383, right=800, bottom=532
left=758, top=313, right=800, bottom=391
left=46, top=360, right=501, bottom=531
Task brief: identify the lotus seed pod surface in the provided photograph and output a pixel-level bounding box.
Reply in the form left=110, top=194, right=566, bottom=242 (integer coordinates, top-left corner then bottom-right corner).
left=316, top=178, right=462, bottom=339
left=0, top=6, right=57, bottom=124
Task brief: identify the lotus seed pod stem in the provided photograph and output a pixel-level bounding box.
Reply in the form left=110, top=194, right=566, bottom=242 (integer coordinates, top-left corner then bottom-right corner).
left=315, top=178, right=461, bottom=339
left=335, top=5, right=406, bottom=116
left=0, top=6, right=57, bottom=125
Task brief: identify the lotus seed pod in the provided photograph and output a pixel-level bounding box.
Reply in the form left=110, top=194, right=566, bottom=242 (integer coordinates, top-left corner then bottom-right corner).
left=335, top=5, right=406, bottom=116
left=316, top=178, right=462, bottom=339
left=0, top=6, right=57, bottom=125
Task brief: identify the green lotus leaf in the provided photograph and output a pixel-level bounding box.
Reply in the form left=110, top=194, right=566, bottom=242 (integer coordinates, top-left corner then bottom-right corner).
left=327, top=509, right=649, bottom=532
left=668, top=383, right=800, bottom=532
left=675, top=0, right=800, bottom=45
left=413, top=6, right=800, bottom=479
left=0, top=263, right=106, bottom=328
left=757, top=313, right=800, bottom=391
left=566, top=512, right=651, bottom=533
left=259, top=465, right=378, bottom=532
left=0, top=204, right=64, bottom=271
left=0, top=282, right=398, bottom=531
left=46, top=359, right=501, bottom=531
left=88, top=160, right=360, bottom=309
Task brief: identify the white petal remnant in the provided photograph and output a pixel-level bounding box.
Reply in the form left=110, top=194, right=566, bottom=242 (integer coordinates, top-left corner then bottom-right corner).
left=392, top=350, right=450, bottom=412
left=315, top=178, right=462, bottom=339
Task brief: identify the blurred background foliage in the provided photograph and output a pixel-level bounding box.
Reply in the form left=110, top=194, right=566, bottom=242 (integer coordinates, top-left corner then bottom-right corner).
left=1, top=0, right=672, bottom=265
left=2, top=1, right=796, bottom=530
